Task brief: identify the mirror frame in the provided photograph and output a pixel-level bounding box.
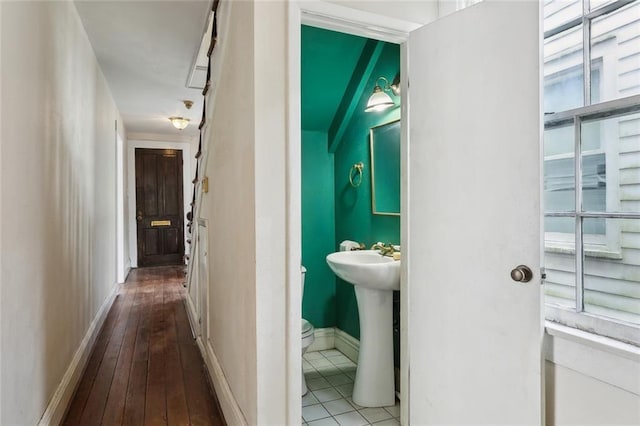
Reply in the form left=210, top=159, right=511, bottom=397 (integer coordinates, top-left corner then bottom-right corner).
left=370, top=119, right=401, bottom=216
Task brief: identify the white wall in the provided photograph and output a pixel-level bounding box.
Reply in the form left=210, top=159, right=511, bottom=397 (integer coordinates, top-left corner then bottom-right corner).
left=328, top=0, right=438, bottom=25
left=545, top=325, right=640, bottom=425
left=0, top=3, right=4, bottom=422
left=193, top=1, right=290, bottom=424
left=200, top=1, right=259, bottom=423
left=0, top=1, right=122, bottom=423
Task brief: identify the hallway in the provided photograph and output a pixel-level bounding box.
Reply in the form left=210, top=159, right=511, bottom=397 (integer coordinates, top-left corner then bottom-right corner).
left=63, top=266, right=225, bottom=425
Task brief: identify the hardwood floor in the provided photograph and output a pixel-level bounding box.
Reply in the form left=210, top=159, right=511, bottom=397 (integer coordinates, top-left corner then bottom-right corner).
left=63, top=266, right=225, bottom=426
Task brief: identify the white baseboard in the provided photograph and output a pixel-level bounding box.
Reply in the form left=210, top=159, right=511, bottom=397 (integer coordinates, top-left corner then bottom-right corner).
left=196, top=338, right=248, bottom=426
left=184, top=294, right=199, bottom=339
left=38, top=283, right=120, bottom=426
left=307, top=327, right=335, bottom=352
left=334, top=328, right=360, bottom=363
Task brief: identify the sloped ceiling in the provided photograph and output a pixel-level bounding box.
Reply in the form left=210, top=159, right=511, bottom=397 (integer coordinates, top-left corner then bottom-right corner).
left=302, top=25, right=368, bottom=132
left=74, top=1, right=211, bottom=138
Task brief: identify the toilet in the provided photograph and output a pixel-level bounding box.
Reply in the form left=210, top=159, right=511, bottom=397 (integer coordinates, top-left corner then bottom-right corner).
left=301, top=266, right=315, bottom=395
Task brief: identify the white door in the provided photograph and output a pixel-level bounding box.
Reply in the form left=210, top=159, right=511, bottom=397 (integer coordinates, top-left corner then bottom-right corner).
left=407, top=1, right=542, bottom=424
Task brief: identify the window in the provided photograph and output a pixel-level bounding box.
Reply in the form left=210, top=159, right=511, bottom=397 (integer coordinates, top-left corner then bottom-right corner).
left=543, top=0, right=640, bottom=345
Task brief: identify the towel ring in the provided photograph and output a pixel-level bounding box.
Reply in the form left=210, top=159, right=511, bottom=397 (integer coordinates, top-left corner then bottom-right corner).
left=349, top=162, right=364, bottom=188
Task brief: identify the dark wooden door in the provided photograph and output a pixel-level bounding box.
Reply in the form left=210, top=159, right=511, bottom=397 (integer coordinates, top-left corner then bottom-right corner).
left=135, top=148, right=185, bottom=267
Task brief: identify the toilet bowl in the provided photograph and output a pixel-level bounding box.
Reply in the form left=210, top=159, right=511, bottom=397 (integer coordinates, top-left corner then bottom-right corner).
left=301, top=266, right=315, bottom=395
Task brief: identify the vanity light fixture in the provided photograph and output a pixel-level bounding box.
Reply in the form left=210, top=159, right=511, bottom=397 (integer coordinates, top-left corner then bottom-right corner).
left=365, top=74, right=400, bottom=113
left=169, top=116, right=190, bottom=130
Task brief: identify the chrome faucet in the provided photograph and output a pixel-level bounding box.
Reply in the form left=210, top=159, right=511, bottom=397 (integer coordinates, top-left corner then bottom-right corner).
left=371, top=242, right=396, bottom=257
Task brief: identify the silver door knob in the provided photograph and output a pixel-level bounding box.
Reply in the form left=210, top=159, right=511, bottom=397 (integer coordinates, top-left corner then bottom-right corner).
left=510, top=265, right=533, bottom=283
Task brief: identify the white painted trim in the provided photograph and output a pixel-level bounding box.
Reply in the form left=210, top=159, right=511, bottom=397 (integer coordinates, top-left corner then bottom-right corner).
left=38, top=283, right=120, bottom=426
left=123, top=266, right=131, bottom=283
left=126, top=139, right=192, bottom=268
left=0, top=3, right=4, bottom=421
left=195, top=337, right=248, bottom=426
left=334, top=328, right=360, bottom=363
left=287, top=3, right=304, bottom=426
left=544, top=323, right=640, bottom=395
left=184, top=296, right=199, bottom=340
left=307, top=327, right=336, bottom=352
left=299, top=0, right=420, bottom=43
left=116, top=129, right=126, bottom=284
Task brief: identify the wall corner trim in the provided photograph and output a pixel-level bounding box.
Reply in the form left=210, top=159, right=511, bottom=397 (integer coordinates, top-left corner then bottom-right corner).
left=38, top=283, right=120, bottom=426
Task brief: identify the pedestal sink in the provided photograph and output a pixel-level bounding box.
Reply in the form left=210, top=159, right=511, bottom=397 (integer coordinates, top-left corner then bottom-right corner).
left=326, top=250, right=400, bottom=407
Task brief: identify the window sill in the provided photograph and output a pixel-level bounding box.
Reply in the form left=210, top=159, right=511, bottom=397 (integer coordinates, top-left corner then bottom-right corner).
left=545, top=305, right=639, bottom=346
left=544, top=242, right=622, bottom=260
left=545, top=321, right=640, bottom=361
left=544, top=322, right=640, bottom=395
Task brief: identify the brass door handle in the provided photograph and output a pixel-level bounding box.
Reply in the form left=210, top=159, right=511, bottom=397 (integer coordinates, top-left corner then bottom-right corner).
left=510, top=265, right=533, bottom=283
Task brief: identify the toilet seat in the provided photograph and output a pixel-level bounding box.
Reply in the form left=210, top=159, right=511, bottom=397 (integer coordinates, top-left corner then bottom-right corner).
left=301, top=319, right=314, bottom=339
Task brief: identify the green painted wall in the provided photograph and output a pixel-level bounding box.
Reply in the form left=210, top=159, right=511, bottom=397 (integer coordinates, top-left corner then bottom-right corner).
left=301, top=131, right=336, bottom=327
left=300, top=33, right=401, bottom=367
left=334, top=43, right=401, bottom=340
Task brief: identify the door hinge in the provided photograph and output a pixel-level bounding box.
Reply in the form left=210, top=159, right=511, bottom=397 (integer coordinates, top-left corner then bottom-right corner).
left=540, top=267, right=547, bottom=285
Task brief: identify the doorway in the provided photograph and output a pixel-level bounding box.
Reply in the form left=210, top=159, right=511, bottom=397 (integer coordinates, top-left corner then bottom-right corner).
left=134, top=148, right=185, bottom=266
left=289, top=2, right=542, bottom=425
left=300, top=23, right=402, bottom=422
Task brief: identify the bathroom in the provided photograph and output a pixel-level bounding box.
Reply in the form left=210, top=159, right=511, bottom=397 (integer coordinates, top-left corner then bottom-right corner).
left=300, top=25, right=401, bottom=426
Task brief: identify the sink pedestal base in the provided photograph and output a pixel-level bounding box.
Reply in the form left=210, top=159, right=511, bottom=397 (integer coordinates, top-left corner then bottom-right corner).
left=352, top=286, right=395, bottom=407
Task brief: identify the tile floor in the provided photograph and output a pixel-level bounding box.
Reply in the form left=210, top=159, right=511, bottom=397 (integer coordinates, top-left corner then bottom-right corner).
left=302, top=350, right=400, bottom=426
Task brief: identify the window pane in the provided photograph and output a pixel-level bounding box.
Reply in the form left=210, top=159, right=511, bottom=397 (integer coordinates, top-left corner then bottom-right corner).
left=544, top=124, right=576, bottom=213
left=582, top=112, right=640, bottom=214
left=544, top=219, right=577, bottom=310
left=584, top=218, right=640, bottom=325
left=544, top=122, right=574, bottom=156
left=591, top=1, right=640, bottom=103
left=543, top=0, right=582, bottom=33
left=590, top=0, right=616, bottom=11
left=544, top=26, right=584, bottom=113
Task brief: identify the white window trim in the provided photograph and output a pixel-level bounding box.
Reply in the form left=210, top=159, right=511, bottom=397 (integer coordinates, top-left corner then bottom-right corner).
left=542, top=0, right=640, bottom=346
left=546, top=305, right=640, bottom=346
left=544, top=47, right=622, bottom=258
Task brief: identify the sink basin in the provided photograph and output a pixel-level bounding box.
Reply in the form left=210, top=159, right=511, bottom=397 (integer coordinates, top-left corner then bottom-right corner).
left=325, top=250, right=400, bottom=291
left=326, top=249, right=400, bottom=407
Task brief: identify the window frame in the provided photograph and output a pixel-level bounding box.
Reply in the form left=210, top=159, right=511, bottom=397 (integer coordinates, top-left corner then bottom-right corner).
left=543, top=0, right=640, bottom=346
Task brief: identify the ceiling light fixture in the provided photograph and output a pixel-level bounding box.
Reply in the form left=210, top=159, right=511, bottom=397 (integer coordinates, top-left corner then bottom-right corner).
left=169, top=116, right=190, bottom=130
left=365, top=75, right=399, bottom=113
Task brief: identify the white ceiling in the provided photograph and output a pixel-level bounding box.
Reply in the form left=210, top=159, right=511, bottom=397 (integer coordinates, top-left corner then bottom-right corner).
left=74, top=0, right=212, bottom=138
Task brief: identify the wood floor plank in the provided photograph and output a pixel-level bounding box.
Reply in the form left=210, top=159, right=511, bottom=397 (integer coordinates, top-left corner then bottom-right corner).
left=144, top=281, right=168, bottom=425
left=79, top=286, right=138, bottom=425
left=64, top=266, right=224, bottom=426
left=122, top=283, right=156, bottom=426
left=63, top=293, right=128, bottom=425
left=101, top=286, right=145, bottom=426
left=174, top=294, right=225, bottom=425
left=165, top=284, right=190, bottom=426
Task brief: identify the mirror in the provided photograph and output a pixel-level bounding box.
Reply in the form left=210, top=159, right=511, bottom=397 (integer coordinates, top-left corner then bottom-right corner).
left=370, top=119, right=400, bottom=216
